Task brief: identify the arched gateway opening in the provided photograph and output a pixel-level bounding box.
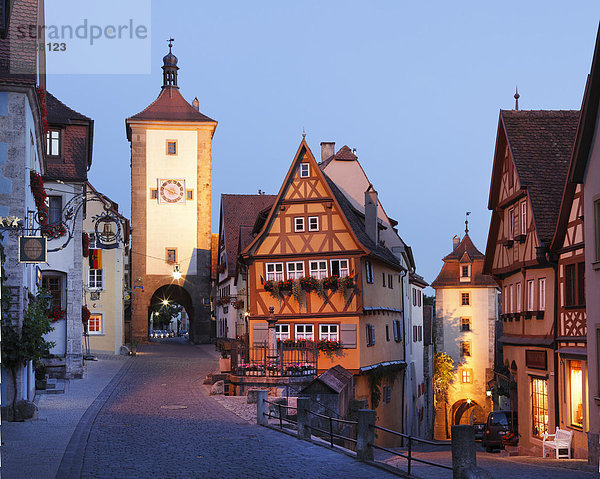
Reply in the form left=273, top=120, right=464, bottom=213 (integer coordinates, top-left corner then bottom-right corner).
left=452, top=399, right=486, bottom=426
left=149, top=284, right=194, bottom=339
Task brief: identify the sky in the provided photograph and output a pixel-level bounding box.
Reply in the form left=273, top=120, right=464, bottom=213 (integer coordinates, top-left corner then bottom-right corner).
left=45, top=1, right=600, bottom=291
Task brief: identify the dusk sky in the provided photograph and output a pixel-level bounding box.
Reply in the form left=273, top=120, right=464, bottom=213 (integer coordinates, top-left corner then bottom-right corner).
left=46, top=1, right=600, bottom=290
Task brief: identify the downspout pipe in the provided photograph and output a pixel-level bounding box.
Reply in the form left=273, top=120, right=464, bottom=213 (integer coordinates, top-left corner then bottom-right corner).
left=400, top=268, right=408, bottom=437
left=546, top=247, right=560, bottom=432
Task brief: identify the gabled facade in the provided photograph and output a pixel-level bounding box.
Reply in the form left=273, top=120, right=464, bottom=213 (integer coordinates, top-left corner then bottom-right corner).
left=485, top=109, right=579, bottom=455
left=215, top=194, right=276, bottom=340
left=433, top=233, right=499, bottom=440
left=241, top=139, right=407, bottom=437
left=83, top=183, right=130, bottom=355
left=39, top=92, right=94, bottom=378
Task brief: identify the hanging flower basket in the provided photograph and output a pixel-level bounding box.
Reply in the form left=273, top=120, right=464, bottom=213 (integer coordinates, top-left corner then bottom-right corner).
left=318, top=339, right=341, bottom=352
left=36, top=87, right=48, bottom=134
left=233, top=299, right=244, bottom=310
left=48, top=305, right=66, bottom=322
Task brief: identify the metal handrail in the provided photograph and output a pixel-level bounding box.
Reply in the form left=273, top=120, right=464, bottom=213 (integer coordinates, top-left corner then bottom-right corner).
left=370, top=425, right=452, bottom=475
left=307, top=409, right=358, bottom=425
left=264, top=399, right=297, bottom=409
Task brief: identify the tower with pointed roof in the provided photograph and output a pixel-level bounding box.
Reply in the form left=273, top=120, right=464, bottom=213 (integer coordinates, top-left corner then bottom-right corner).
left=126, top=43, right=217, bottom=343
left=431, top=231, right=499, bottom=440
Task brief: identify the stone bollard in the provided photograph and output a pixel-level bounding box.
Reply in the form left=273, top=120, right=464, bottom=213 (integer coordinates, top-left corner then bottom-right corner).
left=256, top=389, right=269, bottom=426
left=451, top=425, right=492, bottom=479
left=297, top=397, right=311, bottom=441
left=356, top=409, right=376, bottom=461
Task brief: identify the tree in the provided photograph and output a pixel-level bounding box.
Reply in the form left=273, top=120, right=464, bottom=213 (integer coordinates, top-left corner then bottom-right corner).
left=434, top=352, right=455, bottom=438
left=151, top=302, right=182, bottom=330
left=423, top=293, right=435, bottom=306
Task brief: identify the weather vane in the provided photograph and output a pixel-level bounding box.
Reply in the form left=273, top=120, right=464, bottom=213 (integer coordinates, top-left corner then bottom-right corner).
left=168, top=37, right=174, bottom=51
left=465, top=211, right=471, bottom=234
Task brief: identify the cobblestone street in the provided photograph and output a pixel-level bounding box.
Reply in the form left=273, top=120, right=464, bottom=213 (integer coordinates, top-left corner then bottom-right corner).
left=70, top=340, right=396, bottom=479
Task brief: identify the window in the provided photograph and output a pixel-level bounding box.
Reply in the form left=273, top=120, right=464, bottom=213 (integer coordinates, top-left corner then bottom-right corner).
left=88, top=269, right=103, bottom=289
left=516, top=283, right=521, bottom=312
left=539, top=278, right=546, bottom=310
left=418, top=290, right=422, bottom=306
left=365, top=260, right=373, bottom=284
left=386, top=324, right=390, bottom=341
left=460, top=341, right=471, bottom=357
left=413, top=325, right=417, bottom=342
left=186, top=189, right=193, bottom=200
left=531, top=377, right=549, bottom=437
left=521, top=201, right=527, bottom=235
left=461, top=369, right=472, bottom=383
left=300, top=163, right=310, bottom=178
left=461, top=265, right=469, bottom=278
left=383, top=385, right=392, bottom=404
left=275, top=324, right=290, bottom=340
left=509, top=284, right=514, bottom=312
left=295, top=324, right=314, bottom=341
left=383, top=273, right=386, bottom=287
left=388, top=274, right=393, bottom=289
left=413, top=289, right=417, bottom=306
left=166, top=140, right=177, bottom=155
left=294, top=217, right=305, bottom=232
left=565, top=262, right=585, bottom=307
left=266, top=262, right=284, bottom=281
left=461, top=292, right=470, bottom=306
left=88, top=233, right=97, bottom=249
left=48, top=196, right=62, bottom=225
left=569, top=360, right=583, bottom=427
left=319, top=324, right=338, bottom=341
left=461, top=317, right=471, bottom=332
left=504, top=286, right=509, bottom=313
left=287, top=262, right=304, bottom=279
left=309, top=260, right=327, bottom=279
left=308, top=216, right=319, bottom=231
left=366, top=324, right=375, bottom=346
left=42, top=274, right=63, bottom=309
left=88, top=314, right=103, bottom=334
left=527, top=280, right=535, bottom=311
left=166, top=248, right=177, bottom=264
left=46, top=129, right=60, bottom=157
left=150, top=188, right=158, bottom=199
left=330, top=259, right=349, bottom=277
left=418, top=325, right=422, bottom=341
left=392, top=319, right=402, bottom=342
left=508, top=208, right=514, bottom=240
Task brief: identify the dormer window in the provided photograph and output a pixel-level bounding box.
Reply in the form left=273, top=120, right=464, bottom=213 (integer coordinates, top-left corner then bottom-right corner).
left=300, top=163, right=310, bottom=178
left=46, top=129, right=61, bottom=157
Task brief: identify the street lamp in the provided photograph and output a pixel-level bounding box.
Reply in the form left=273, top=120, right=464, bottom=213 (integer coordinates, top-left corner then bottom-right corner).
left=172, top=264, right=182, bottom=280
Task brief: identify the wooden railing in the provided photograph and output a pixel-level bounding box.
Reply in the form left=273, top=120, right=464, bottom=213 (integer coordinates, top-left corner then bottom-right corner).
left=230, top=342, right=318, bottom=377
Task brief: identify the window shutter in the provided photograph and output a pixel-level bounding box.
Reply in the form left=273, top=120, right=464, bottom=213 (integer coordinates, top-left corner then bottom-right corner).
left=252, top=322, right=268, bottom=346
left=340, top=323, right=357, bottom=349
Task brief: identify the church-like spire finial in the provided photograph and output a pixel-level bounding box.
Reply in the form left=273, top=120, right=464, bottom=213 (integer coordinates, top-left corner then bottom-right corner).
left=302, top=127, right=306, bottom=139
left=162, top=37, right=179, bottom=89
left=514, top=86, right=520, bottom=110
left=465, top=211, right=471, bottom=234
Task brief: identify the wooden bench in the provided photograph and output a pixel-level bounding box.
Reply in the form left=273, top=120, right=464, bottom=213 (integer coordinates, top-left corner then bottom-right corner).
left=542, top=427, right=573, bottom=459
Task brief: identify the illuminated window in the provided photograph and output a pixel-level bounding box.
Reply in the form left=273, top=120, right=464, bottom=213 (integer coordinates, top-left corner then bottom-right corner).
left=286, top=261, right=304, bottom=279
left=300, top=163, right=309, bottom=177
left=461, top=317, right=471, bottom=332
left=295, top=324, right=314, bottom=341
left=294, top=217, right=305, bottom=232
left=166, top=140, right=177, bottom=155
left=569, top=360, right=583, bottom=427
left=308, top=216, right=319, bottom=231
left=461, top=369, right=472, bottom=383
left=309, top=260, right=328, bottom=279
left=460, top=341, right=471, bottom=357
left=461, top=292, right=470, bottom=306
left=88, top=314, right=102, bottom=334
left=531, top=377, right=548, bottom=437
left=275, top=324, right=289, bottom=341
left=319, top=324, right=338, bottom=341
left=266, top=262, right=283, bottom=281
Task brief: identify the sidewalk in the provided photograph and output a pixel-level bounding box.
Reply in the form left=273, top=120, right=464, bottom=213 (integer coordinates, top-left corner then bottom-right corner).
left=1, top=355, right=130, bottom=479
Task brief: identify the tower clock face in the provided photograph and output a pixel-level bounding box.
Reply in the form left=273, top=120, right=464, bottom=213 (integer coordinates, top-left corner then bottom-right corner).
left=159, top=179, right=185, bottom=204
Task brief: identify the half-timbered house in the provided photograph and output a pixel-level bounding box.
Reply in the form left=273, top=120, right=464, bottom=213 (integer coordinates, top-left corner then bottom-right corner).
left=484, top=109, right=579, bottom=456
left=239, top=138, right=407, bottom=435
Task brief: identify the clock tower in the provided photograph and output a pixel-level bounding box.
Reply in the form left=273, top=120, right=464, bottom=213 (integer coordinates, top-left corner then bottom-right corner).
left=126, top=42, right=217, bottom=343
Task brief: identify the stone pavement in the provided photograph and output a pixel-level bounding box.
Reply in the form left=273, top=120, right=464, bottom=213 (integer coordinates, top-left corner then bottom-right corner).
left=2, top=354, right=130, bottom=479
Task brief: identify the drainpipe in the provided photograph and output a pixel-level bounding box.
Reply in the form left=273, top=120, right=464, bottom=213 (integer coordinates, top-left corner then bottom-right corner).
left=546, top=247, right=560, bottom=432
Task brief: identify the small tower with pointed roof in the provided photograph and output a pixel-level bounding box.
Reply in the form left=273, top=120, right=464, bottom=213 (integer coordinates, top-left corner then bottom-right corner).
left=126, top=43, right=217, bottom=344
left=431, top=229, right=499, bottom=439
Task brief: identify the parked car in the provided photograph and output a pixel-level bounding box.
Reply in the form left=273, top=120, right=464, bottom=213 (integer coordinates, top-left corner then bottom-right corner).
left=473, top=423, right=485, bottom=441
left=482, top=410, right=518, bottom=452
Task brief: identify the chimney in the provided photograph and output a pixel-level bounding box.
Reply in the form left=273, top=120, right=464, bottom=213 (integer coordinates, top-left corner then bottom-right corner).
left=192, top=97, right=200, bottom=111
left=320, top=142, right=335, bottom=162
left=365, top=185, right=378, bottom=243
left=452, top=235, right=460, bottom=250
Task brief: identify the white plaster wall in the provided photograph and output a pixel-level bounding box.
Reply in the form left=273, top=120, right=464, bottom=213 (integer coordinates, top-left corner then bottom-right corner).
left=146, top=129, right=198, bottom=276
